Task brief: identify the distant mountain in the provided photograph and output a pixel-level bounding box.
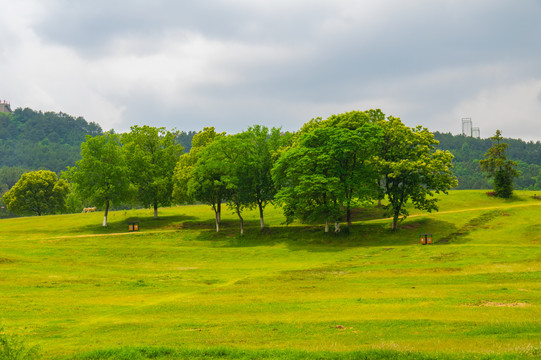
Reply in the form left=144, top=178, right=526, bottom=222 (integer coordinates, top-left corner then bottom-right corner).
left=434, top=132, right=541, bottom=190
left=0, top=108, right=103, bottom=173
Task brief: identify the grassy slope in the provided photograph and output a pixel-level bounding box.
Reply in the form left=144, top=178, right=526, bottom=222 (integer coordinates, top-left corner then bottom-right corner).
left=0, top=190, right=540, bottom=359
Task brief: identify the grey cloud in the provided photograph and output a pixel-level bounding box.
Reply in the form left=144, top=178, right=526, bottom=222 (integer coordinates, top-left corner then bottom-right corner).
left=6, top=0, right=541, bottom=140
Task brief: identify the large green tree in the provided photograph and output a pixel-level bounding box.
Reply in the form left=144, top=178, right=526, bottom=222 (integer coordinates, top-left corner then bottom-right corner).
left=479, top=130, right=519, bottom=198
left=377, top=116, right=457, bottom=230
left=2, top=170, right=69, bottom=216
left=273, top=111, right=382, bottom=232
left=64, top=133, right=130, bottom=227
left=122, top=125, right=183, bottom=218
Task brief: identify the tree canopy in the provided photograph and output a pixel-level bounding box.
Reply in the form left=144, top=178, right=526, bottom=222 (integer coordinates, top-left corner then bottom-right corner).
left=64, top=133, right=130, bottom=226
left=479, top=130, right=519, bottom=198
left=377, top=116, right=457, bottom=230
left=273, top=111, right=382, bottom=232
left=122, top=125, right=183, bottom=218
left=2, top=170, right=69, bottom=216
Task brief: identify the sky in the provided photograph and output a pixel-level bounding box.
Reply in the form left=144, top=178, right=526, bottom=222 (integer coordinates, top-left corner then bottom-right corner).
left=1, top=0, right=541, bottom=141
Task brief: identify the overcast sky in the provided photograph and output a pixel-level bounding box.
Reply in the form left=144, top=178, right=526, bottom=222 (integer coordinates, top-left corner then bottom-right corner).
left=1, top=0, right=541, bottom=141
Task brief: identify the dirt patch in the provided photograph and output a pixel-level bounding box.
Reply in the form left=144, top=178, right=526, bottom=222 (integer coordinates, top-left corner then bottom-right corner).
left=468, top=301, right=529, bottom=308
left=401, top=223, right=421, bottom=230
left=0, top=258, right=14, bottom=263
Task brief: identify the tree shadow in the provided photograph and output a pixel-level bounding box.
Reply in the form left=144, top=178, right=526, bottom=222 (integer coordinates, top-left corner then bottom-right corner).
left=189, top=216, right=462, bottom=252
left=73, top=214, right=198, bottom=235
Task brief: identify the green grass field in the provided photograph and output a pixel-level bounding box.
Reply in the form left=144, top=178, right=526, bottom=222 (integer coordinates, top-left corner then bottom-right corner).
left=1, top=190, right=540, bottom=359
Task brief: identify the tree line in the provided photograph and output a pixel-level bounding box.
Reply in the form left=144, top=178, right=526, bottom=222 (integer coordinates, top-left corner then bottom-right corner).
left=434, top=132, right=541, bottom=190
left=3, top=110, right=459, bottom=233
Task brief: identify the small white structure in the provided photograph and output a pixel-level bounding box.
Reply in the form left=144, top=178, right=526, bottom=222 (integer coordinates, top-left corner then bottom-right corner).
left=0, top=100, right=12, bottom=113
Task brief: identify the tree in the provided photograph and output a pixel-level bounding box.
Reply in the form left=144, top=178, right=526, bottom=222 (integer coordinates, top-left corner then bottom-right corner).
left=64, top=133, right=130, bottom=227
left=122, top=125, right=183, bottom=218
left=2, top=170, right=69, bottom=216
left=272, top=111, right=382, bottom=232
left=212, top=134, right=252, bottom=235
left=273, top=137, right=343, bottom=232
left=377, top=116, right=457, bottom=230
left=240, top=125, right=286, bottom=230
left=172, top=127, right=224, bottom=205
left=479, top=130, right=519, bottom=198
left=187, top=140, right=230, bottom=233
left=188, top=132, right=258, bottom=235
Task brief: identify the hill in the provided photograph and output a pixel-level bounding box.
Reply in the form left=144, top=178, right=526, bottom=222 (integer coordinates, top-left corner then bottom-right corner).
left=0, top=190, right=539, bottom=359
left=434, top=132, right=541, bottom=190
left=0, top=107, right=196, bottom=174
left=0, top=108, right=103, bottom=173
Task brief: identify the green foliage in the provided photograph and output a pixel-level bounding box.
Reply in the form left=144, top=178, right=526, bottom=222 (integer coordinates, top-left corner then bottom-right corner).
left=184, top=128, right=228, bottom=231
left=2, top=170, right=69, bottom=216
left=122, top=126, right=183, bottom=218
left=377, top=116, right=457, bottom=230
left=0, top=167, right=28, bottom=218
left=64, top=133, right=130, bottom=226
left=175, top=130, right=197, bottom=154
left=275, top=110, right=453, bottom=232
left=178, top=126, right=287, bottom=234
left=0, top=324, right=40, bottom=360
left=273, top=111, right=383, bottom=231
left=480, top=130, right=520, bottom=198
left=237, top=125, right=288, bottom=229
left=0, top=108, right=102, bottom=172
left=205, top=134, right=254, bottom=235
left=172, top=127, right=225, bottom=205
left=434, top=132, right=541, bottom=190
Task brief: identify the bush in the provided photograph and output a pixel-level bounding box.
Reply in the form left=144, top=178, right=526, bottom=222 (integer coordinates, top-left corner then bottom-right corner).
left=0, top=325, right=40, bottom=360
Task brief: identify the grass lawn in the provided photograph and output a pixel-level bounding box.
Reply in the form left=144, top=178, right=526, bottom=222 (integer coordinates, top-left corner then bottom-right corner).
left=0, top=190, right=540, bottom=359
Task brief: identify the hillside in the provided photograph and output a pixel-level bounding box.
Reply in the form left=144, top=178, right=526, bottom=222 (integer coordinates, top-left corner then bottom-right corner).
left=434, top=132, right=541, bottom=190
left=0, top=108, right=103, bottom=173
left=0, top=107, right=196, bottom=173
left=0, top=190, right=540, bottom=359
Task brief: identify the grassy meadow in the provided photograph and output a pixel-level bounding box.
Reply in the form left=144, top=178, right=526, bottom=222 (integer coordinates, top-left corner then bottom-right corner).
left=0, top=190, right=540, bottom=359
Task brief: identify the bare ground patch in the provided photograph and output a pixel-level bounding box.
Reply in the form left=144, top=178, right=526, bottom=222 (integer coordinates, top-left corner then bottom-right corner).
left=466, top=300, right=530, bottom=307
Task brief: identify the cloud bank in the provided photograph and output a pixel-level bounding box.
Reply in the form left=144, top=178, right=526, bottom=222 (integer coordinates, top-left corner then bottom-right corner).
left=1, top=0, right=540, bottom=140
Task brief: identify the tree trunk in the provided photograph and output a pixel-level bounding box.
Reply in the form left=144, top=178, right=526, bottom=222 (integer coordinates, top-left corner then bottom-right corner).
left=334, top=222, right=341, bottom=233
left=324, top=221, right=329, bottom=233
left=258, top=201, right=265, bottom=229
left=346, top=206, right=352, bottom=227
left=236, top=206, right=244, bottom=236
left=217, top=201, right=221, bottom=223
left=392, top=212, right=399, bottom=231
left=102, top=199, right=109, bottom=227
left=153, top=202, right=158, bottom=219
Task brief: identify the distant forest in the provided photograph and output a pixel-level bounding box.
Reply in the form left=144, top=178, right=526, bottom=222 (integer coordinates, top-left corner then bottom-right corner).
left=434, top=132, right=541, bottom=190
left=0, top=108, right=103, bottom=172
left=1, top=107, right=540, bottom=194
left=0, top=107, right=196, bottom=173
